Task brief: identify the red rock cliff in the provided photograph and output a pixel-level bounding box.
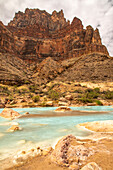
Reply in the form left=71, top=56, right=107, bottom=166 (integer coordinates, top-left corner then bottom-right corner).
left=0, top=8, right=109, bottom=62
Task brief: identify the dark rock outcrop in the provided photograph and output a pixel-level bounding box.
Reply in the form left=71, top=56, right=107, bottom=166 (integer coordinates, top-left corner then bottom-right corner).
left=33, top=57, right=63, bottom=84
left=55, top=53, right=113, bottom=82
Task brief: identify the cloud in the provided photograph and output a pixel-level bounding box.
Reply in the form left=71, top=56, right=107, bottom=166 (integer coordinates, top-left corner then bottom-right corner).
left=0, top=0, right=113, bottom=56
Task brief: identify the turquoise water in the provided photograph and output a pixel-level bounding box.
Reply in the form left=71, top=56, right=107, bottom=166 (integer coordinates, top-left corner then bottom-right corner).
left=0, top=106, right=113, bottom=160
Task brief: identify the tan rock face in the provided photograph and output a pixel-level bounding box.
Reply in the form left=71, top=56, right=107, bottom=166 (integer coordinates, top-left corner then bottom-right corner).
left=81, top=162, right=102, bottom=170
left=0, top=8, right=108, bottom=63
left=78, top=120, right=113, bottom=132
left=0, top=108, right=21, bottom=119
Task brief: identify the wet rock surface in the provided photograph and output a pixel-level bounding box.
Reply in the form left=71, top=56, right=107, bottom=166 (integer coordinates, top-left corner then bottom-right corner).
left=55, top=106, right=72, bottom=112
left=7, top=125, right=22, bottom=132
left=0, top=108, right=21, bottom=119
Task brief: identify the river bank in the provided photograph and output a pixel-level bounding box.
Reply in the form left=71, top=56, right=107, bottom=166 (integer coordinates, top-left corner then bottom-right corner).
left=0, top=81, right=113, bottom=109
left=6, top=127, right=113, bottom=170
left=0, top=107, right=113, bottom=169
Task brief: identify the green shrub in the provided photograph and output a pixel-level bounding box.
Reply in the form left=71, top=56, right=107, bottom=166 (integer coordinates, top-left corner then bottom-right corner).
left=21, top=88, right=27, bottom=92
left=84, top=88, right=100, bottom=99
left=48, top=84, right=55, bottom=91
left=29, top=85, right=37, bottom=93
left=43, top=97, right=47, bottom=101
left=94, top=88, right=100, bottom=93
left=16, top=89, right=21, bottom=93
left=85, top=88, right=93, bottom=93
left=77, top=98, right=93, bottom=103
left=95, top=100, right=103, bottom=106
left=39, top=102, right=46, bottom=107
left=32, top=95, right=40, bottom=102
left=0, top=86, right=10, bottom=94
left=24, top=80, right=30, bottom=84
left=74, top=89, right=83, bottom=93
left=86, top=91, right=99, bottom=99
left=48, top=90, right=59, bottom=100
left=104, top=91, right=113, bottom=99
left=8, top=96, right=14, bottom=101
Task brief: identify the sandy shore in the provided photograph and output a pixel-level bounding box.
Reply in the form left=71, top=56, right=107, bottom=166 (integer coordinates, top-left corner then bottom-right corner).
left=3, top=120, right=113, bottom=170
left=7, top=155, right=68, bottom=170
left=6, top=133, right=113, bottom=170
left=78, top=120, right=113, bottom=132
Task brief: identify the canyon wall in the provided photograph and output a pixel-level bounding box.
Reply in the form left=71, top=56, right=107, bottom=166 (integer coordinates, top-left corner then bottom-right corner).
left=0, top=8, right=109, bottom=63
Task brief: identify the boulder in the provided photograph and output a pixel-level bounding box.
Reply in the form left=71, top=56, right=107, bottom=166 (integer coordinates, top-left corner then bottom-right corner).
left=18, top=98, right=26, bottom=103
left=46, top=101, right=53, bottom=106
left=59, top=97, right=67, bottom=102
left=65, top=95, right=73, bottom=100
left=24, top=112, right=30, bottom=115
left=10, top=100, right=17, bottom=105
left=58, top=102, right=68, bottom=106
left=0, top=108, right=21, bottom=119
left=51, top=135, right=94, bottom=167
left=81, top=162, right=102, bottom=170
left=55, top=106, right=72, bottom=112
left=42, top=147, right=53, bottom=156
left=7, top=125, right=22, bottom=132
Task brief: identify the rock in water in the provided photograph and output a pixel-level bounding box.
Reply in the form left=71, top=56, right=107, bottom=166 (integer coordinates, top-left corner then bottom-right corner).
left=17, top=140, right=26, bottom=145
left=24, top=112, right=30, bottom=115
left=0, top=108, right=21, bottom=119
left=55, top=106, right=72, bottom=112
left=7, top=125, right=22, bottom=132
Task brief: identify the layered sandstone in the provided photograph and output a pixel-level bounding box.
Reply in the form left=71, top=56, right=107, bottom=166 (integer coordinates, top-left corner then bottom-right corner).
left=55, top=53, right=113, bottom=82
left=0, top=8, right=109, bottom=63
left=0, top=53, right=31, bottom=85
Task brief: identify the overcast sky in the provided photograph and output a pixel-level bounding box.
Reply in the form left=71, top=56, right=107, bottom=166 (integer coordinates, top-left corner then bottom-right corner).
left=0, top=0, right=113, bottom=56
